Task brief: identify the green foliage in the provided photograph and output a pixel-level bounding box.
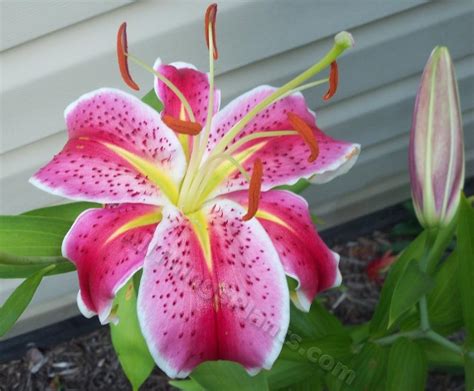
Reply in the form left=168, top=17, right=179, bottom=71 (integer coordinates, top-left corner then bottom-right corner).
left=464, top=341, right=474, bottom=391
left=416, top=339, right=463, bottom=371
left=388, top=261, right=434, bottom=327
left=289, top=300, right=346, bottom=339
left=171, top=361, right=268, bottom=391
left=142, top=89, right=164, bottom=112
left=0, top=264, right=55, bottom=336
left=370, top=231, right=426, bottom=336
left=110, top=280, right=155, bottom=391
left=265, top=360, right=314, bottom=390
left=456, top=195, right=474, bottom=390
left=0, top=255, right=75, bottom=278
left=427, top=251, right=463, bottom=335
left=339, top=343, right=388, bottom=391
left=0, top=202, right=98, bottom=278
left=0, top=215, right=72, bottom=256
left=276, top=179, right=310, bottom=194
left=386, top=338, right=427, bottom=391
left=456, top=194, right=474, bottom=338
left=22, top=201, right=99, bottom=221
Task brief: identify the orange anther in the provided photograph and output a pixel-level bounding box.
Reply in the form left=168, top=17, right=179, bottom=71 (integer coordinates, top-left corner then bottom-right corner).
left=287, top=113, right=319, bottom=162
left=205, top=4, right=218, bottom=60
left=117, top=23, right=140, bottom=91
left=242, top=159, right=263, bottom=221
left=323, top=61, right=338, bottom=101
left=162, top=114, right=202, bottom=135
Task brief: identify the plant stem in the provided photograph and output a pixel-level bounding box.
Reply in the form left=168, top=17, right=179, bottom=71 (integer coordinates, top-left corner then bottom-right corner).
left=426, top=330, right=463, bottom=355
left=418, top=228, right=438, bottom=331
left=375, top=330, right=424, bottom=345
left=419, top=296, right=430, bottom=332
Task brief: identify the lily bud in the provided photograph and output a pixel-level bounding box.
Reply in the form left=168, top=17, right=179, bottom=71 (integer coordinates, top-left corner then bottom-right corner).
left=409, top=46, right=464, bottom=228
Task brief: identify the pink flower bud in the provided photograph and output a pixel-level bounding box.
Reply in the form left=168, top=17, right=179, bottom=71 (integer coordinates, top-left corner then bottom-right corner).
left=409, top=46, right=465, bottom=228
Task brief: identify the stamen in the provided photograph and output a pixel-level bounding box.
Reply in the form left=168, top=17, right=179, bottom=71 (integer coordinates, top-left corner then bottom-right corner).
left=205, top=4, right=218, bottom=60
left=242, top=159, right=263, bottom=221
left=117, top=23, right=140, bottom=91
left=323, top=61, right=338, bottom=101
left=287, top=113, right=319, bottom=162
left=162, top=114, right=202, bottom=135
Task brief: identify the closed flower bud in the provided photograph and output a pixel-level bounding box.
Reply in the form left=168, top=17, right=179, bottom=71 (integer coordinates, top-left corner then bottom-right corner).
left=409, top=46, right=465, bottom=228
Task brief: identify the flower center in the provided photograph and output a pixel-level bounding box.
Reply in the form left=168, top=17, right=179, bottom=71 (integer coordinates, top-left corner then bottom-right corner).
left=117, top=6, right=354, bottom=218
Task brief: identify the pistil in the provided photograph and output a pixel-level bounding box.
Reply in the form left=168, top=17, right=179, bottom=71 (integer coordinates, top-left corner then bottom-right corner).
left=178, top=3, right=219, bottom=209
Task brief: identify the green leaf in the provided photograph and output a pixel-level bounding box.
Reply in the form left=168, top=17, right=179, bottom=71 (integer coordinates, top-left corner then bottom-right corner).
left=0, top=215, right=72, bottom=256
left=388, top=261, right=434, bottom=327
left=286, top=375, right=324, bottom=391
left=276, top=178, right=310, bottom=194
left=169, top=379, right=205, bottom=391
left=464, top=342, right=474, bottom=391
left=348, top=323, right=370, bottom=345
left=281, top=335, right=353, bottom=363
left=370, top=231, right=426, bottom=337
left=142, top=89, right=163, bottom=112
left=390, top=220, right=422, bottom=237
left=0, top=252, right=75, bottom=278
left=456, top=194, right=474, bottom=337
left=289, top=301, right=346, bottom=339
left=265, top=360, right=315, bottom=390
left=427, top=251, right=463, bottom=335
left=110, top=280, right=154, bottom=391
left=0, top=214, right=77, bottom=278
left=386, top=338, right=427, bottom=391
left=0, top=264, right=55, bottom=336
left=22, top=202, right=99, bottom=221
left=189, top=361, right=268, bottom=391
left=416, top=339, right=463, bottom=371
left=339, top=343, right=388, bottom=391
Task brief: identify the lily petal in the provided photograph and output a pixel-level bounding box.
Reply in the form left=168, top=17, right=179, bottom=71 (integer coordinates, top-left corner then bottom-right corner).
left=63, top=203, right=161, bottom=324
left=138, top=200, right=289, bottom=378
left=31, top=88, right=186, bottom=205
left=202, top=86, right=360, bottom=199
left=223, top=190, right=341, bottom=311
left=154, top=59, right=221, bottom=126
left=154, top=60, right=221, bottom=157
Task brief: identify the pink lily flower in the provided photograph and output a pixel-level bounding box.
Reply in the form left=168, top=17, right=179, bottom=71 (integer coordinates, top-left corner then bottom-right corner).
left=30, top=5, right=360, bottom=378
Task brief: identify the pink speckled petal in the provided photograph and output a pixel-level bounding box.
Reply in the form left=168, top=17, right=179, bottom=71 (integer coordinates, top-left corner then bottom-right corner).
left=154, top=60, right=221, bottom=158
left=63, top=203, right=161, bottom=323
left=31, top=88, right=186, bottom=205
left=204, top=86, right=360, bottom=197
left=31, top=138, right=167, bottom=204
left=137, top=200, right=289, bottom=378
left=154, top=60, right=221, bottom=127
left=223, top=190, right=341, bottom=312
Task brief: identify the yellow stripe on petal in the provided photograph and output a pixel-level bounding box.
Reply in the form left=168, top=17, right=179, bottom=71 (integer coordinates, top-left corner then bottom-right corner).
left=103, top=142, right=180, bottom=204
left=106, top=209, right=163, bottom=244
left=255, top=210, right=295, bottom=234
left=187, top=209, right=212, bottom=271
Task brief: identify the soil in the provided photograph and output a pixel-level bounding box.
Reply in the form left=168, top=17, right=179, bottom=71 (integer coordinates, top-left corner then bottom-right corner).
left=0, top=214, right=465, bottom=390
